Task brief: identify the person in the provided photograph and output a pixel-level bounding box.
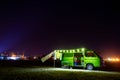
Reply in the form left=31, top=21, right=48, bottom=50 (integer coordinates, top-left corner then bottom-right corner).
left=74, top=56, right=78, bottom=65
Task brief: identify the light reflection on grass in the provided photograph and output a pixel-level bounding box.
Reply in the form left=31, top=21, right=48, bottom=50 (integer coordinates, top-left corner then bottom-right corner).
left=0, top=67, right=120, bottom=80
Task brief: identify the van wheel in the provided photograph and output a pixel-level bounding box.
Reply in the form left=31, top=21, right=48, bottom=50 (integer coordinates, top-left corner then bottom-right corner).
left=86, top=64, right=94, bottom=70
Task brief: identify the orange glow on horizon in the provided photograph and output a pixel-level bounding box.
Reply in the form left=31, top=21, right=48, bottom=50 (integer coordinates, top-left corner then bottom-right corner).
left=105, top=57, right=120, bottom=62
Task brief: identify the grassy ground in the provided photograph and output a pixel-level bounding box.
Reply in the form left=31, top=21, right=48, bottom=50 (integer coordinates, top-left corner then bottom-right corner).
left=0, top=60, right=120, bottom=80
left=0, top=66, right=120, bottom=80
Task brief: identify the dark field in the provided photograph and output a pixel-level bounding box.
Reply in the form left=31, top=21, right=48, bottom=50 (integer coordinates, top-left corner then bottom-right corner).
left=0, top=60, right=120, bottom=80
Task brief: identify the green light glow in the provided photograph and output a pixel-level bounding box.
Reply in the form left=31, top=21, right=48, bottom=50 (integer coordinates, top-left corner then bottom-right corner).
left=63, top=50, right=66, bottom=53
left=81, top=48, right=85, bottom=52
left=77, top=49, right=80, bottom=52
left=70, top=50, right=73, bottom=53
left=72, top=50, right=75, bottom=53
left=54, top=50, right=57, bottom=52
left=55, top=48, right=86, bottom=53
left=66, top=50, right=69, bottom=53
left=59, top=50, right=62, bottom=52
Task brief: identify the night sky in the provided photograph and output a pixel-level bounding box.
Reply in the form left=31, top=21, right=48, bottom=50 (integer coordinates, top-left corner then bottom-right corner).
left=0, top=1, right=120, bottom=57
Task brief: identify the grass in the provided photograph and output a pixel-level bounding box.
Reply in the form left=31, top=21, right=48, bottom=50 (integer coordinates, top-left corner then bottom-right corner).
left=0, top=60, right=120, bottom=80
left=0, top=66, right=120, bottom=80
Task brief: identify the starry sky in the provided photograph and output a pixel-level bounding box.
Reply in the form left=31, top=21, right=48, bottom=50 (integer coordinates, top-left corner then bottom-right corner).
left=0, top=1, right=120, bottom=57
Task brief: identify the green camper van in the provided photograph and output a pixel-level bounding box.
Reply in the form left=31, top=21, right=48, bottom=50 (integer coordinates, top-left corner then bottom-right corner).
left=54, top=48, right=101, bottom=70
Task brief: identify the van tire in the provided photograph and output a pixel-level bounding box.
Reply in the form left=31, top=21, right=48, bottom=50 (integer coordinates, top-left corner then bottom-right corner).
left=86, top=64, right=94, bottom=70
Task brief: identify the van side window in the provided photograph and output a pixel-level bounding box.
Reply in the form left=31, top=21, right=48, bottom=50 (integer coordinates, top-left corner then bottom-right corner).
left=85, top=52, right=96, bottom=57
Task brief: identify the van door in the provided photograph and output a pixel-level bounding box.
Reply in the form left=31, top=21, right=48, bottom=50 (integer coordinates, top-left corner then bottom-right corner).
left=74, top=53, right=84, bottom=66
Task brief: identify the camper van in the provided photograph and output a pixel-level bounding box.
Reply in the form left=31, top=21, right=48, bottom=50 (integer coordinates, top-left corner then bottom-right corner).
left=41, top=48, right=102, bottom=70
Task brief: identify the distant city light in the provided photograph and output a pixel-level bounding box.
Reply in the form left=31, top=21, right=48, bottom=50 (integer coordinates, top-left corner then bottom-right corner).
left=107, top=58, right=111, bottom=61
left=105, top=57, right=120, bottom=62
left=116, top=58, right=119, bottom=61
left=7, top=57, right=20, bottom=60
